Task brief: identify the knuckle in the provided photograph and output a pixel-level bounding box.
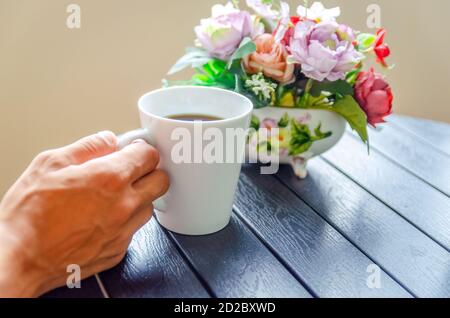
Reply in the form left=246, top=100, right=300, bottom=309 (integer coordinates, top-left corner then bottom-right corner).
left=90, top=164, right=129, bottom=190
left=108, top=171, right=129, bottom=190
left=120, top=197, right=139, bottom=213
left=33, top=150, right=54, bottom=165
left=33, top=150, right=66, bottom=169
left=140, top=144, right=160, bottom=166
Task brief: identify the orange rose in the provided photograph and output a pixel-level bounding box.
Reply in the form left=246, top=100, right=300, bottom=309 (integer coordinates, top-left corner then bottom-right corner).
left=243, top=34, right=295, bottom=84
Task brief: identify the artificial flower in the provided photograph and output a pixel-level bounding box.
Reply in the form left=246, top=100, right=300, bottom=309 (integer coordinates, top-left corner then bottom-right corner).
left=275, top=128, right=291, bottom=149
left=246, top=0, right=279, bottom=20
left=245, top=73, right=278, bottom=102
left=289, top=20, right=364, bottom=81
left=297, top=113, right=312, bottom=124
left=336, top=24, right=355, bottom=42
left=297, top=2, right=341, bottom=22
left=374, top=29, right=391, bottom=67
left=276, top=16, right=302, bottom=46
left=273, top=2, right=293, bottom=43
left=243, top=34, right=295, bottom=84
left=354, top=68, right=393, bottom=126
left=261, top=118, right=278, bottom=130
left=251, top=15, right=266, bottom=39
left=167, top=1, right=395, bottom=148
left=195, top=2, right=255, bottom=60
left=269, top=128, right=291, bottom=150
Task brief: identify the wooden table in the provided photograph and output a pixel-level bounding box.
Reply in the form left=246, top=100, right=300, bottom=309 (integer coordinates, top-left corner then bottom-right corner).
left=45, top=115, right=450, bottom=298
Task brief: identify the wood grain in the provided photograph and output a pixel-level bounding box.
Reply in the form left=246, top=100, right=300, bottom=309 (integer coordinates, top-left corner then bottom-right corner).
left=169, top=216, right=312, bottom=298
left=42, top=276, right=103, bottom=298
left=388, top=115, right=450, bottom=156
left=360, top=125, right=450, bottom=196
left=322, top=134, right=450, bottom=251
left=234, top=166, right=411, bottom=298
left=277, top=160, right=450, bottom=297
left=99, top=218, right=209, bottom=298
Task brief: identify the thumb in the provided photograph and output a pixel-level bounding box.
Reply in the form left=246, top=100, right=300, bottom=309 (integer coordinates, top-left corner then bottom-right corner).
left=58, top=131, right=118, bottom=165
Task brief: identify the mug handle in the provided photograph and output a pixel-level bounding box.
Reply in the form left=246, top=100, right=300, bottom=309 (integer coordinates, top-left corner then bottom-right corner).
left=117, top=128, right=167, bottom=212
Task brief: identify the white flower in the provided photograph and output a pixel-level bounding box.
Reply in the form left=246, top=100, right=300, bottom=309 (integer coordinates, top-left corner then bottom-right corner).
left=297, top=2, right=341, bottom=22
left=245, top=73, right=277, bottom=101
left=212, top=2, right=239, bottom=17
left=251, top=15, right=265, bottom=39
left=280, top=2, right=290, bottom=20
left=274, top=2, right=291, bottom=42
left=246, top=0, right=279, bottom=20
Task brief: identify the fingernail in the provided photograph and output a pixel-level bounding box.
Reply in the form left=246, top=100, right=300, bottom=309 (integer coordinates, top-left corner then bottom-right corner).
left=132, top=139, right=147, bottom=144
left=97, top=130, right=115, bottom=139
left=97, top=131, right=118, bottom=148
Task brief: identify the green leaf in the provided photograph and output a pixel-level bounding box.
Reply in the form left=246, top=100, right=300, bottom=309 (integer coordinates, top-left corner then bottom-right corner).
left=332, top=95, right=369, bottom=143
left=314, top=123, right=333, bottom=139
left=346, top=65, right=362, bottom=86
left=289, top=120, right=313, bottom=155
left=190, top=59, right=237, bottom=89
left=234, top=74, right=244, bottom=93
left=250, top=115, right=261, bottom=131
left=191, top=74, right=214, bottom=85
left=168, top=48, right=212, bottom=75
left=278, top=113, right=290, bottom=128
left=310, top=80, right=354, bottom=97
left=275, top=85, right=286, bottom=103
left=205, top=60, right=227, bottom=77
left=290, top=142, right=313, bottom=156
left=356, top=33, right=376, bottom=52
left=227, top=37, right=256, bottom=69
left=289, top=120, right=333, bottom=155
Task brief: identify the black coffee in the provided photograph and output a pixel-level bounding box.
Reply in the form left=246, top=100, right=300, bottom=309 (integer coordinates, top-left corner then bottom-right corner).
left=168, top=114, right=223, bottom=122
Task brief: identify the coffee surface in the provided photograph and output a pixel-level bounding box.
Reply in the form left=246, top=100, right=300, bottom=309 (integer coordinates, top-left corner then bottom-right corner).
left=168, top=114, right=223, bottom=122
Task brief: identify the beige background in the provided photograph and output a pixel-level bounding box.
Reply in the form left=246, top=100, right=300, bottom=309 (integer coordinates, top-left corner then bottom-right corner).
left=1, top=0, right=450, bottom=195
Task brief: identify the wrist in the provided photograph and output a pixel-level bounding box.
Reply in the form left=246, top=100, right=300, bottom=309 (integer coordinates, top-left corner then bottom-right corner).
left=0, top=221, right=46, bottom=298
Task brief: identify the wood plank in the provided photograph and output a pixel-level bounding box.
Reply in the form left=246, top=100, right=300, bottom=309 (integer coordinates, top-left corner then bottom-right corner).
left=322, top=134, right=450, bottom=251
left=389, top=115, right=450, bottom=156
left=235, top=166, right=411, bottom=298
left=99, top=218, right=209, bottom=298
left=277, top=160, right=450, bottom=297
left=169, top=216, right=312, bottom=298
left=360, top=125, right=450, bottom=196
left=42, top=277, right=103, bottom=298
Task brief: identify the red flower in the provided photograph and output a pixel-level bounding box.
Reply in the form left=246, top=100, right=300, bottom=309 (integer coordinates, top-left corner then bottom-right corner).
left=355, top=68, right=393, bottom=126
left=274, top=16, right=303, bottom=46
left=374, top=29, right=391, bottom=67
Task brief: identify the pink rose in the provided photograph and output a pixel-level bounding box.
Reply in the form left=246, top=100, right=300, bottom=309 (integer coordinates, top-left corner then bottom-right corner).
left=243, top=34, right=295, bottom=84
left=195, top=3, right=263, bottom=60
left=355, top=68, right=393, bottom=126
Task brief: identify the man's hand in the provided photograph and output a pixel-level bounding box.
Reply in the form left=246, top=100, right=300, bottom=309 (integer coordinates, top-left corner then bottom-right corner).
left=0, top=131, right=169, bottom=297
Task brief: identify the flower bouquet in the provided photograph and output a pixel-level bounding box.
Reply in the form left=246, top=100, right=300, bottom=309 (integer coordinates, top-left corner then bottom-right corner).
left=166, top=0, right=393, bottom=178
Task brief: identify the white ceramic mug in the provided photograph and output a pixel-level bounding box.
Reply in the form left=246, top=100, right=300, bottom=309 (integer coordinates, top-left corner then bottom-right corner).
left=118, top=87, right=253, bottom=236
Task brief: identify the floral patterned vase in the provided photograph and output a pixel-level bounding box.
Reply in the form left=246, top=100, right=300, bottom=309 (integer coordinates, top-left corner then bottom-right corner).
left=247, top=107, right=347, bottom=178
